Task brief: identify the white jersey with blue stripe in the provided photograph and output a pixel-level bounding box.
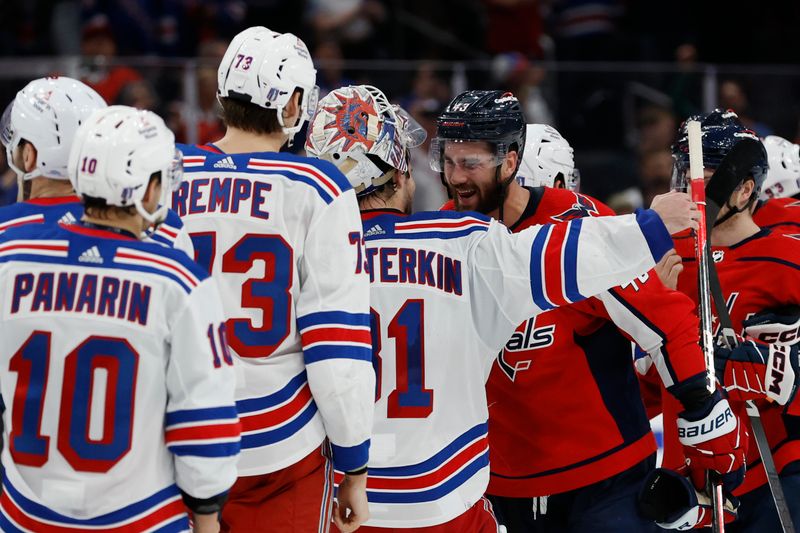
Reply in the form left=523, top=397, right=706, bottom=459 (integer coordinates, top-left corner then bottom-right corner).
left=149, top=208, right=194, bottom=256
left=0, top=222, right=239, bottom=531
left=355, top=208, right=674, bottom=527
left=0, top=196, right=83, bottom=234
left=174, top=145, right=373, bottom=476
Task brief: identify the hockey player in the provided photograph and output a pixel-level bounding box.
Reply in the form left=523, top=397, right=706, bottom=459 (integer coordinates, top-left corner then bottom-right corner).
left=647, top=112, right=800, bottom=531
left=515, top=123, right=580, bottom=191
left=172, top=27, right=374, bottom=533
left=0, top=105, right=239, bottom=533
left=306, top=84, right=704, bottom=531
left=0, top=76, right=192, bottom=252
left=751, top=135, right=800, bottom=233
left=436, top=91, right=747, bottom=532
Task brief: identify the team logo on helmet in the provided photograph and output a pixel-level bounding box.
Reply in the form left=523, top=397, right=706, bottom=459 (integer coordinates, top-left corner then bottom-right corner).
left=550, top=193, right=599, bottom=222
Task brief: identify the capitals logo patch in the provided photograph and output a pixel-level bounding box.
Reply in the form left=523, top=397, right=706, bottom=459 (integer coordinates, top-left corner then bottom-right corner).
left=550, top=193, right=599, bottom=222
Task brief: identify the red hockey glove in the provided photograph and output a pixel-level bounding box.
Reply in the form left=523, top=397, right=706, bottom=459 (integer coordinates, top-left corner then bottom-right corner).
left=714, top=339, right=800, bottom=413
left=638, top=466, right=739, bottom=530
left=677, top=389, right=747, bottom=490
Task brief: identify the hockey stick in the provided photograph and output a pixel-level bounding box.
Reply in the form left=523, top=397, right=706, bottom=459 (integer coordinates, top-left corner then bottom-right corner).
left=687, top=120, right=726, bottom=533
left=695, top=133, right=796, bottom=533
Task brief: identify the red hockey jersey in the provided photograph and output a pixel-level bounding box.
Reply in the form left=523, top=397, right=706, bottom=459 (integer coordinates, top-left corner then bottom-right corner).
left=446, top=188, right=707, bottom=497
left=753, top=197, right=800, bottom=235
left=664, top=228, right=800, bottom=496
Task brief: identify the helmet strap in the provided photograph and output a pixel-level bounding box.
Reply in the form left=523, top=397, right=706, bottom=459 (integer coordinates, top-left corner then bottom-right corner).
left=713, top=188, right=757, bottom=227
left=495, top=165, right=515, bottom=226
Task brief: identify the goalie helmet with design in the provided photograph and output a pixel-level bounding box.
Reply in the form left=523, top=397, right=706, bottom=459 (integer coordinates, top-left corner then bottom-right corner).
left=305, top=85, right=425, bottom=197
left=217, top=26, right=319, bottom=139
left=671, top=108, right=768, bottom=195
left=68, top=105, right=183, bottom=225
left=1, top=76, right=106, bottom=182
left=760, top=135, right=800, bottom=200
left=517, top=124, right=579, bottom=190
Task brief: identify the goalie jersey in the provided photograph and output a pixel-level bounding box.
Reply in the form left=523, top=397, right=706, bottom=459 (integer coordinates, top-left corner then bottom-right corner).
left=345, top=206, right=675, bottom=528
left=173, top=145, right=373, bottom=476
left=0, top=222, right=239, bottom=531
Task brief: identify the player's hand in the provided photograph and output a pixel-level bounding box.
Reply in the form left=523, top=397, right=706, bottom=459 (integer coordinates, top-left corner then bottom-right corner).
left=655, top=248, right=683, bottom=289
left=715, top=339, right=800, bottom=413
left=677, top=389, right=747, bottom=491
left=191, top=513, right=220, bottom=533
left=650, top=191, right=700, bottom=235
left=638, top=466, right=739, bottom=530
left=334, top=472, right=369, bottom=533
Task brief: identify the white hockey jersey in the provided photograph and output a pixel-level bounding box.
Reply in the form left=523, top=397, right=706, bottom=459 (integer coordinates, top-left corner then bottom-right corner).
left=347, top=207, right=674, bottom=528
left=174, top=145, right=374, bottom=475
left=0, top=222, right=239, bottom=532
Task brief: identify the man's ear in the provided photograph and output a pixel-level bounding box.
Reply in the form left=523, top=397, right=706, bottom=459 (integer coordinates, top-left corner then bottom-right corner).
left=283, top=91, right=302, bottom=127
left=143, top=175, right=162, bottom=204
left=22, top=142, right=37, bottom=173
left=502, top=150, right=519, bottom=181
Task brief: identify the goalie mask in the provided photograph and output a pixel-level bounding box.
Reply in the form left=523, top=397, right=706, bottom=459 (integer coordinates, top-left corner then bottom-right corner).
left=68, top=105, right=183, bottom=226
left=761, top=135, right=800, bottom=200
left=305, top=85, right=425, bottom=197
left=517, top=124, right=579, bottom=190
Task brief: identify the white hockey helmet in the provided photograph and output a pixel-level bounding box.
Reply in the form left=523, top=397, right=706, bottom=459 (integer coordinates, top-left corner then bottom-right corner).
left=217, top=26, right=319, bottom=138
left=1, top=76, right=106, bottom=181
left=516, top=124, right=579, bottom=190
left=306, top=85, right=425, bottom=197
left=761, top=135, right=800, bottom=200
left=68, top=105, right=183, bottom=225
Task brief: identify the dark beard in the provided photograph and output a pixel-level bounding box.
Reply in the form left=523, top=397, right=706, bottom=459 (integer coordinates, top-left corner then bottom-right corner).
left=450, top=182, right=502, bottom=215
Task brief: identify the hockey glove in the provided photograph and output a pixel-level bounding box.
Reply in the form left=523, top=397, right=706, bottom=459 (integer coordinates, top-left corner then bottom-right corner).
left=677, top=389, right=747, bottom=491
left=742, top=306, right=800, bottom=346
left=714, top=339, right=800, bottom=414
left=638, top=466, right=739, bottom=530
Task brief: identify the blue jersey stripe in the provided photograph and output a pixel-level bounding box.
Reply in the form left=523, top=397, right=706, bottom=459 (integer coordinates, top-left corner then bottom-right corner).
left=368, top=423, right=487, bottom=477
left=563, top=219, right=585, bottom=302
left=529, top=226, right=555, bottom=311
left=304, top=345, right=372, bottom=364
left=169, top=441, right=241, bottom=458
left=1, top=474, right=181, bottom=525
left=297, top=311, right=370, bottom=330
left=240, top=402, right=318, bottom=449
left=165, top=406, right=238, bottom=426
left=366, top=452, right=489, bottom=504
left=236, top=371, right=307, bottom=414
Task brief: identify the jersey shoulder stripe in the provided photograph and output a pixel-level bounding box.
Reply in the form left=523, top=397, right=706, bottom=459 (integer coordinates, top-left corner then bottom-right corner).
left=178, top=144, right=352, bottom=205
left=151, top=209, right=184, bottom=247
left=362, top=211, right=492, bottom=241
left=529, top=218, right=585, bottom=310
left=236, top=371, right=318, bottom=450
left=0, top=478, right=188, bottom=530
left=0, top=224, right=208, bottom=294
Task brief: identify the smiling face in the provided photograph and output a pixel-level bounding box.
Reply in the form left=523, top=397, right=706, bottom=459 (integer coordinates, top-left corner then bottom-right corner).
left=442, top=140, right=505, bottom=213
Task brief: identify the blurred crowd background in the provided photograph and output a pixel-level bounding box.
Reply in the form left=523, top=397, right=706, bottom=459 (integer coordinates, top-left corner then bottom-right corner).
left=0, top=0, right=798, bottom=212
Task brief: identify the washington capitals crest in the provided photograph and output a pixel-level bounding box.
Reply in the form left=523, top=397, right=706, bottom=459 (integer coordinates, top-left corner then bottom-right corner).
left=550, top=193, right=599, bottom=222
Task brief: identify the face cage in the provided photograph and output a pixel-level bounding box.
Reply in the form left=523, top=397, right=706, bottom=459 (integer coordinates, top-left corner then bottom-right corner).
left=566, top=168, right=581, bottom=192
left=429, top=138, right=509, bottom=173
